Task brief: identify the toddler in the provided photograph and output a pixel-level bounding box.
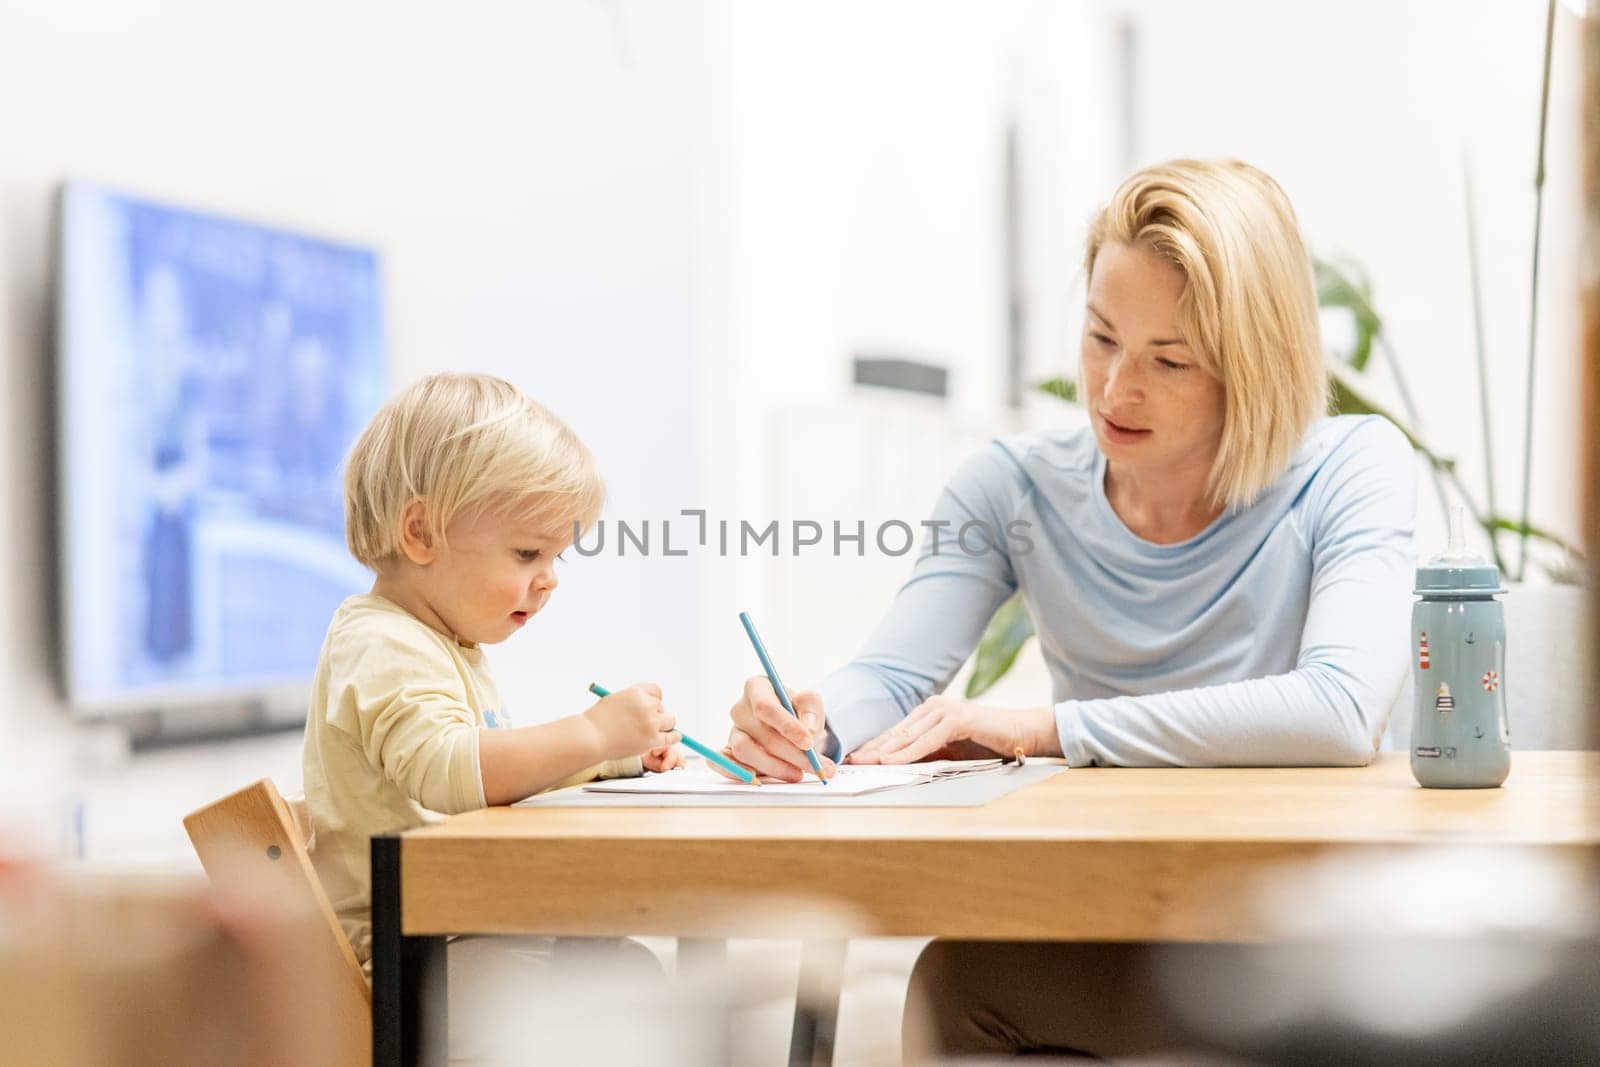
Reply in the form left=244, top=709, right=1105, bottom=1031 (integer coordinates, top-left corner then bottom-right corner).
left=302, top=371, right=682, bottom=970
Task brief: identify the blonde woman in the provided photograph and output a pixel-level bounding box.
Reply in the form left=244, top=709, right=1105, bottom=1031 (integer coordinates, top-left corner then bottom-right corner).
left=721, top=160, right=1417, bottom=1056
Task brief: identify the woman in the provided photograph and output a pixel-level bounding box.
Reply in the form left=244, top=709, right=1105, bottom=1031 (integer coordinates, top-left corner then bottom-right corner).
left=723, top=159, right=1417, bottom=1056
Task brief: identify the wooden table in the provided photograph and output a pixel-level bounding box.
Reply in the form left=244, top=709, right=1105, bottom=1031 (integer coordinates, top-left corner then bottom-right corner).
left=371, top=752, right=1599, bottom=1065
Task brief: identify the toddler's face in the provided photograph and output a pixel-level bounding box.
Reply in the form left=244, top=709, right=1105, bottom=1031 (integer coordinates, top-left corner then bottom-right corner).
left=422, top=508, right=575, bottom=645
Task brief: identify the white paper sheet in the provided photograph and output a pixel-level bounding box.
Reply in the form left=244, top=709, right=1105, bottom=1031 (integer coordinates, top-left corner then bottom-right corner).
left=579, top=759, right=1006, bottom=798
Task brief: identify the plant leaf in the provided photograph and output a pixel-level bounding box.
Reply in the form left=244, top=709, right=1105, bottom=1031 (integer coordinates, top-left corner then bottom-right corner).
left=1327, top=364, right=1456, bottom=475
left=1036, top=377, right=1078, bottom=404
left=1484, top=515, right=1584, bottom=559
left=1315, top=257, right=1383, bottom=373
left=965, top=591, right=1036, bottom=699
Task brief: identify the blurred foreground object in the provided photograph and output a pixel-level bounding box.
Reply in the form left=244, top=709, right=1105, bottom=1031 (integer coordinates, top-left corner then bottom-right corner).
left=0, top=860, right=345, bottom=1065
left=1157, top=846, right=1600, bottom=1064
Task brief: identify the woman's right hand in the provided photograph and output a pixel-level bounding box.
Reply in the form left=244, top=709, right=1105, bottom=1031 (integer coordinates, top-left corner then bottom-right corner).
left=721, top=675, right=837, bottom=783
left=585, top=682, right=680, bottom=761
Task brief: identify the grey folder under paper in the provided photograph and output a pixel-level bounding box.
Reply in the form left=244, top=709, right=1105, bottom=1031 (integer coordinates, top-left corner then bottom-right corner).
left=514, top=761, right=1066, bottom=808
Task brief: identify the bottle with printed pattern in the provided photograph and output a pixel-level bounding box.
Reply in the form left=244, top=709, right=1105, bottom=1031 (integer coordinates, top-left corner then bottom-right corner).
left=1410, top=507, right=1510, bottom=788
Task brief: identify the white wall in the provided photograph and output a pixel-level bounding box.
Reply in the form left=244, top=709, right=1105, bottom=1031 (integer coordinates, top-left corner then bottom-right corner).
left=0, top=0, right=703, bottom=864
left=695, top=0, right=1119, bottom=694
left=1118, top=0, right=1587, bottom=567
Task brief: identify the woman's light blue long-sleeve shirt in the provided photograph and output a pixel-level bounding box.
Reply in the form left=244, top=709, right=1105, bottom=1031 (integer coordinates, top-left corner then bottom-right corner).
left=816, top=414, right=1418, bottom=767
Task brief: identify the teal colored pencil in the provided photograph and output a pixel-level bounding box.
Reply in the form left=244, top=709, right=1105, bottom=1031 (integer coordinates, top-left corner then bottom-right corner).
left=737, top=611, right=827, bottom=784
left=587, top=682, right=758, bottom=785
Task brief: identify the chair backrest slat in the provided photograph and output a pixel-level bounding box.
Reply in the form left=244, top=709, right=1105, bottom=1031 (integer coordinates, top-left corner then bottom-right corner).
left=184, top=779, right=371, bottom=1066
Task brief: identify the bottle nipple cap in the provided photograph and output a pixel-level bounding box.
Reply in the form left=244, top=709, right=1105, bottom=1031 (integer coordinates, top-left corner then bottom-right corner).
left=1416, top=506, right=1503, bottom=595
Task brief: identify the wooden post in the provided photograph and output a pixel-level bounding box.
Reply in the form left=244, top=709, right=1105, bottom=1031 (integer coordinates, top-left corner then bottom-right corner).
left=1585, top=4, right=1600, bottom=751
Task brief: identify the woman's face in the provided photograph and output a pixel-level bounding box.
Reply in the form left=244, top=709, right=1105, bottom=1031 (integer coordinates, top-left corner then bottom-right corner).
left=1080, top=241, right=1226, bottom=489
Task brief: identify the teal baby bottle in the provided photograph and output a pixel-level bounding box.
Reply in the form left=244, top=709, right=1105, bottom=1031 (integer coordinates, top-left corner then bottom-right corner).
left=1410, top=507, right=1510, bottom=788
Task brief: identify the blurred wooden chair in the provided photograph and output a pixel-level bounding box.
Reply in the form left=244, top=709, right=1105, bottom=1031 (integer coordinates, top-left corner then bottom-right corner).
left=0, top=863, right=350, bottom=1066
left=184, top=779, right=370, bottom=1066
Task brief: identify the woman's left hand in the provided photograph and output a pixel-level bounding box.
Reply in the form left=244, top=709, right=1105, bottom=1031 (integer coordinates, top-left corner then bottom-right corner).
left=845, top=696, right=1059, bottom=765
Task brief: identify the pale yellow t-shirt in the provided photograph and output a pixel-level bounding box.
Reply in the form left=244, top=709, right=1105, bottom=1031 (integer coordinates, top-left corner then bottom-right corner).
left=302, top=593, right=640, bottom=966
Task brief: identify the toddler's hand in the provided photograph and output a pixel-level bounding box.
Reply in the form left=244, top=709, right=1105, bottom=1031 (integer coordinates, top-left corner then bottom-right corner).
left=642, top=744, right=684, bottom=773
left=585, top=682, right=679, bottom=762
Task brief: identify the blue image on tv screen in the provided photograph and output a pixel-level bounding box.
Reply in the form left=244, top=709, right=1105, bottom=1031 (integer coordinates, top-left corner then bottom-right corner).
left=57, top=183, right=387, bottom=711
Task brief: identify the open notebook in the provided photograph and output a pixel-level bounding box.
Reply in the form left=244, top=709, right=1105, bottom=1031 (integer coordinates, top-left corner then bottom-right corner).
left=581, top=759, right=1008, bottom=798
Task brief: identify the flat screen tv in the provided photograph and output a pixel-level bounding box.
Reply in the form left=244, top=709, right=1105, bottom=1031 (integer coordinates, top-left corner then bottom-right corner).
left=55, top=182, right=387, bottom=715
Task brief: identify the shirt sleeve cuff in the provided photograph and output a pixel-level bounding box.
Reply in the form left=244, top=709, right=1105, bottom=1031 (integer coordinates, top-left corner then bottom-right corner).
left=1054, top=700, right=1091, bottom=767
left=816, top=673, right=913, bottom=757
left=598, top=755, right=644, bottom=779
left=818, top=722, right=842, bottom=761
left=542, top=754, right=645, bottom=793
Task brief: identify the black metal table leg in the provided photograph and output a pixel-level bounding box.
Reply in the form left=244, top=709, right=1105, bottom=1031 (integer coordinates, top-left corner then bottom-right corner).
left=372, top=834, right=447, bottom=1066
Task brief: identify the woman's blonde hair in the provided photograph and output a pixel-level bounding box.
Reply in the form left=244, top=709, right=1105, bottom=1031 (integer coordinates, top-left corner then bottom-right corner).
left=343, top=372, right=605, bottom=568
left=1084, top=158, right=1328, bottom=508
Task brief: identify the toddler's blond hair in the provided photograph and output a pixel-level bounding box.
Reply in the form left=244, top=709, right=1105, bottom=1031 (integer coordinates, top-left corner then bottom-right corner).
left=344, top=373, right=605, bottom=568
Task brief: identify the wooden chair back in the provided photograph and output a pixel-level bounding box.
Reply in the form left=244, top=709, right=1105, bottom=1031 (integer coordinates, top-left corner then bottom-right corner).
left=184, top=779, right=370, bottom=1066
